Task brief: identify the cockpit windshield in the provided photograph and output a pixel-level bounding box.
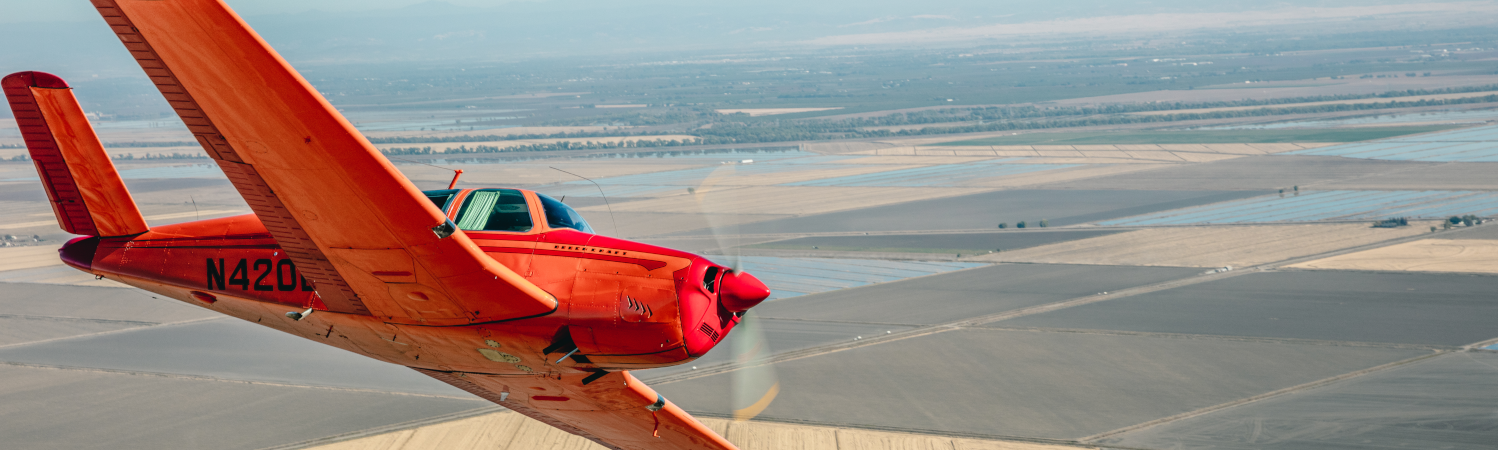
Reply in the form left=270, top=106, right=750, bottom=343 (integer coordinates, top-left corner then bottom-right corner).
left=454, top=189, right=533, bottom=232
left=537, top=194, right=595, bottom=234
left=423, top=189, right=459, bottom=212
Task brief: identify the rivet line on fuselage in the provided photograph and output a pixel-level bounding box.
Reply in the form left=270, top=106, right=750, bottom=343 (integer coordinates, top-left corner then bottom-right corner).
left=550, top=244, right=625, bottom=256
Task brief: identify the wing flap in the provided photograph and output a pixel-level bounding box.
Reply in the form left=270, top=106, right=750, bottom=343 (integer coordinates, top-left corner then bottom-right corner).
left=416, top=369, right=737, bottom=450
left=94, top=0, right=557, bottom=322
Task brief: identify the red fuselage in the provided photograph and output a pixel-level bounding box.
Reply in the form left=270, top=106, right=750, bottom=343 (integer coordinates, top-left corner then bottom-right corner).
left=60, top=187, right=751, bottom=377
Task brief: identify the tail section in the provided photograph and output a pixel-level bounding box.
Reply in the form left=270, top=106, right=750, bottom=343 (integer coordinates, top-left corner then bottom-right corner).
left=3, top=71, right=148, bottom=237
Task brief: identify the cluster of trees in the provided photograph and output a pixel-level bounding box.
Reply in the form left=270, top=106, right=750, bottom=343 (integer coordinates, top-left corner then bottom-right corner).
left=380, top=146, right=436, bottom=155
left=1452, top=215, right=1485, bottom=226
left=410, top=85, right=1498, bottom=148
left=102, top=141, right=199, bottom=148
left=997, top=220, right=1048, bottom=229
left=688, top=94, right=1498, bottom=144
left=111, top=152, right=209, bottom=160
left=539, top=110, right=701, bottom=126
left=366, top=129, right=684, bottom=144
left=379, top=138, right=701, bottom=156
left=1372, top=217, right=1409, bottom=228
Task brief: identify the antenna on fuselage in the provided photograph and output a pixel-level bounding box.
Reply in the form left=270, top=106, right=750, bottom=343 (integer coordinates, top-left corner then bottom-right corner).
left=387, top=157, right=464, bottom=190
left=550, top=167, right=619, bottom=237
left=447, top=169, right=464, bottom=189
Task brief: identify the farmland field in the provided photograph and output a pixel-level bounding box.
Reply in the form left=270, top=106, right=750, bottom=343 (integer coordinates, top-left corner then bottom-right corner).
left=933, top=126, right=1464, bottom=146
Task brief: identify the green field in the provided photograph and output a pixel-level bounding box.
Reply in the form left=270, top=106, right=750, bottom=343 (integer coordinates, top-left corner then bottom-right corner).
left=932, top=125, right=1465, bottom=146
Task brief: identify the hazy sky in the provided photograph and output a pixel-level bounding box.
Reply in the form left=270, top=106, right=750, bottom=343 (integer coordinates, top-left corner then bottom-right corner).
left=0, top=0, right=515, bottom=22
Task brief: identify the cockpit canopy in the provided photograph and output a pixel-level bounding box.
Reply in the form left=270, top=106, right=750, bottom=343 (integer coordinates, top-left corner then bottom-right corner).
left=423, top=188, right=594, bottom=234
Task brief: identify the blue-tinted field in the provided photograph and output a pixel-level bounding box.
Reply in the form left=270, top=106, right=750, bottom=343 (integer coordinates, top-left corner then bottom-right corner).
left=1100, top=190, right=1498, bottom=225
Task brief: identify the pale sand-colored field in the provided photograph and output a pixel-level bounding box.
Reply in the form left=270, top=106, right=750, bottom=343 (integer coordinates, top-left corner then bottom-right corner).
left=395, top=163, right=707, bottom=188
left=362, top=126, right=629, bottom=140
left=0, top=244, right=120, bottom=287
left=1051, top=75, right=1498, bottom=106
left=716, top=108, right=844, bottom=116
left=1130, top=92, right=1498, bottom=116
left=848, top=144, right=1327, bottom=163
left=1287, top=239, right=1498, bottom=274
left=307, top=411, right=1082, bottom=450
left=577, top=212, right=792, bottom=239
left=975, top=223, right=1430, bottom=268
left=0, top=246, right=64, bottom=272
left=675, top=165, right=922, bottom=187
left=835, top=156, right=1000, bottom=165
left=582, top=186, right=991, bottom=216
left=0, top=209, right=245, bottom=231
left=1320, top=164, right=1498, bottom=190
left=801, top=141, right=899, bottom=154
left=374, top=135, right=700, bottom=154
left=966, top=164, right=1168, bottom=188
left=808, top=4, right=1498, bottom=46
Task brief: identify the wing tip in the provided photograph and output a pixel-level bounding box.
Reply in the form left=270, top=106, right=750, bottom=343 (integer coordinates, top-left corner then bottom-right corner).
left=2, top=71, right=69, bottom=89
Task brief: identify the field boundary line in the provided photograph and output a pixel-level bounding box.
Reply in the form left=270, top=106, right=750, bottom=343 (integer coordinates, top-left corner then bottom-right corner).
left=0, top=360, right=482, bottom=401
left=1080, top=350, right=1448, bottom=443
left=650, top=221, right=1472, bottom=385
left=261, top=406, right=509, bottom=450
left=979, top=327, right=1452, bottom=351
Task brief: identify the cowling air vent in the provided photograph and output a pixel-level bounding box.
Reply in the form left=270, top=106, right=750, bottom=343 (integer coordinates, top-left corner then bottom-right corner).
left=698, top=323, right=720, bottom=342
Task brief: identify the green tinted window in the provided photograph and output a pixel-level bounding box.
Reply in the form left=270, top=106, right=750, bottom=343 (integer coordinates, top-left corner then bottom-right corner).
left=423, top=189, right=460, bottom=212
left=454, top=189, right=533, bottom=232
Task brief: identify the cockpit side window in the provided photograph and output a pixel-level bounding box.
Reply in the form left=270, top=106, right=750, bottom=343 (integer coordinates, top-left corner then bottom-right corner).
left=537, top=193, right=596, bottom=234
left=454, top=189, right=533, bottom=232
left=423, top=189, right=460, bottom=212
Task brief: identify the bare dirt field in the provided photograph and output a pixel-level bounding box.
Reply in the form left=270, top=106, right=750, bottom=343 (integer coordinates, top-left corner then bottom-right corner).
left=715, top=108, right=844, bottom=116
left=841, top=143, right=1329, bottom=164
left=1319, top=163, right=1498, bottom=190
left=966, top=164, right=1169, bottom=188
left=361, top=126, right=629, bottom=140
left=974, top=223, right=1431, bottom=268
left=1045, top=155, right=1429, bottom=191
left=0, top=246, right=63, bottom=272
left=808, top=4, right=1498, bottom=46
left=307, top=410, right=1078, bottom=450
left=372, top=135, right=700, bottom=154
left=1129, top=92, right=1498, bottom=116
left=1047, top=74, right=1498, bottom=106
left=834, top=156, right=998, bottom=165
left=666, top=165, right=921, bottom=187
left=1287, top=238, right=1498, bottom=274
left=394, top=162, right=707, bottom=188
left=575, top=212, right=792, bottom=239
left=581, top=186, right=992, bottom=216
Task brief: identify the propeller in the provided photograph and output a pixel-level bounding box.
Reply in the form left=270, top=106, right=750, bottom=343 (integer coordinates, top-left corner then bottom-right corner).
left=691, top=163, right=780, bottom=421
left=729, top=310, right=779, bottom=421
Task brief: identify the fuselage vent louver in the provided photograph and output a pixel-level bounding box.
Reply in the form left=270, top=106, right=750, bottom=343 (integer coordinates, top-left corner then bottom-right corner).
left=698, top=323, right=720, bottom=342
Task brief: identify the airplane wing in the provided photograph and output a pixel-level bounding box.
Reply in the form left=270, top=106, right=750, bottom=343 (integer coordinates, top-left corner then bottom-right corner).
left=418, top=369, right=738, bottom=450
left=91, top=0, right=556, bottom=323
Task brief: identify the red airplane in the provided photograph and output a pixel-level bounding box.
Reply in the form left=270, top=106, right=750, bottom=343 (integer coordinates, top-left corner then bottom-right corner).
left=2, top=1, right=774, bottom=448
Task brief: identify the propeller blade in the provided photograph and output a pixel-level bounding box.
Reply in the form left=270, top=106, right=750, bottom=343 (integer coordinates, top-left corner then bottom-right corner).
left=690, top=162, right=779, bottom=420
left=730, top=310, right=779, bottom=421
left=691, top=164, right=744, bottom=270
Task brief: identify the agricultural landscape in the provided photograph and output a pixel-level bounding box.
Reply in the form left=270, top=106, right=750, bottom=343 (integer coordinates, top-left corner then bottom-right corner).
left=3, top=1, right=1498, bottom=449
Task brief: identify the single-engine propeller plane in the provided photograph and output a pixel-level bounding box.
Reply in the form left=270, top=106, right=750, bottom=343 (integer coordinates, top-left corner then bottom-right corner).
left=2, top=1, right=775, bottom=448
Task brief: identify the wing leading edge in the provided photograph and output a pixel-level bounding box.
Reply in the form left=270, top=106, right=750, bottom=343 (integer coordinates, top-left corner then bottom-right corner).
left=92, top=0, right=556, bottom=323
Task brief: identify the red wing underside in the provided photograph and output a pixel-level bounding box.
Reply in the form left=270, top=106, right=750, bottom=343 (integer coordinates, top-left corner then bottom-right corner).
left=418, top=369, right=737, bottom=450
